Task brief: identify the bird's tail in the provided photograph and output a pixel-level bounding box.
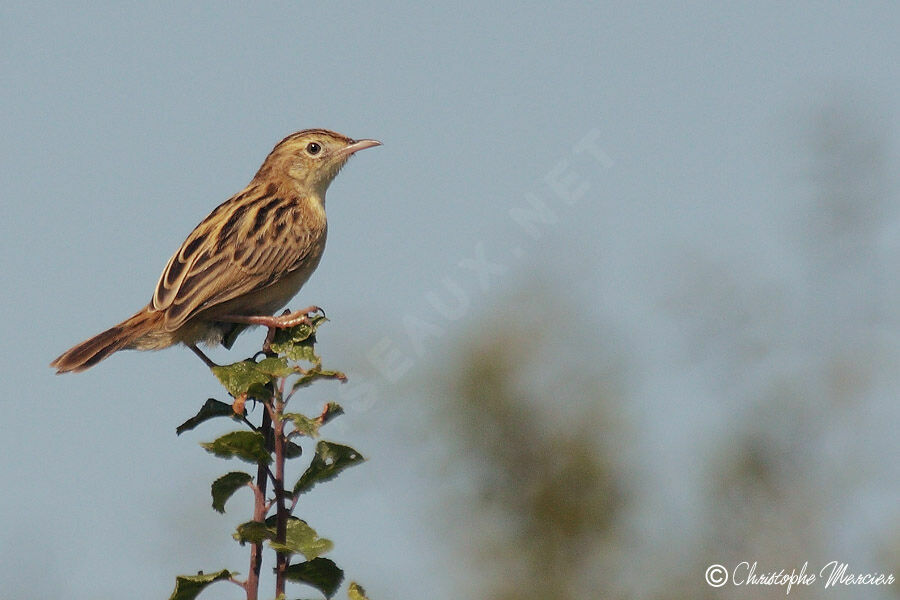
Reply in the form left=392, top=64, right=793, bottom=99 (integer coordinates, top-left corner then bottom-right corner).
left=50, top=309, right=160, bottom=374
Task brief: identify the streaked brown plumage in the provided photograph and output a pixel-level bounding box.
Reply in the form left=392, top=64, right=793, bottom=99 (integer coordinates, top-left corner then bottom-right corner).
left=51, top=129, right=380, bottom=373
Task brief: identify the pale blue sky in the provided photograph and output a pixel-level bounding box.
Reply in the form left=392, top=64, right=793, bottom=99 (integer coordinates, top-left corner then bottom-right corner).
left=2, top=3, right=900, bottom=599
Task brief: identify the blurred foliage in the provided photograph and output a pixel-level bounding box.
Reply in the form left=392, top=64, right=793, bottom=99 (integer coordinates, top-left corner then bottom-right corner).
left=664, top=100, right=900, bottom=599
left=420, top=99, right=898, bottom=600
left=425, top=288, right=628, bottom=599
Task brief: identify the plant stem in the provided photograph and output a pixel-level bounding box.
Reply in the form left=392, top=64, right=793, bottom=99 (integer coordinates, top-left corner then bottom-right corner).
left=273, top=392, right=288, bottom=596
left=246, top=406, right=271, bottom=600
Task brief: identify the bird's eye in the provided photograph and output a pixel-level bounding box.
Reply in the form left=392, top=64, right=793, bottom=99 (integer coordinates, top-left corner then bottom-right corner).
left=306, top=142, right=322, bottom=155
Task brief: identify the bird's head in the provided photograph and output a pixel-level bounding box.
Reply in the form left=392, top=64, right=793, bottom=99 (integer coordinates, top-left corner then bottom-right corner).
left=256, top=129, right=381, bottom=195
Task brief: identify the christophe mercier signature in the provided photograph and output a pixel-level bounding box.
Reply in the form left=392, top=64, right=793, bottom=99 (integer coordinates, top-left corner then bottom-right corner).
left=710, top=560, right=896, bottom=594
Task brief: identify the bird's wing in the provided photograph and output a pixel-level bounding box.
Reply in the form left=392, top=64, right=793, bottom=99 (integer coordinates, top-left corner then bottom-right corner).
left=152, top=189, right=322, bottom=331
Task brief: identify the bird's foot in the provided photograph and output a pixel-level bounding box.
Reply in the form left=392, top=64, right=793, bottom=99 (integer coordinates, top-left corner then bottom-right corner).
left=220, top=307, right=325, bottom=355
left=220, top=305, right=324, bottom=330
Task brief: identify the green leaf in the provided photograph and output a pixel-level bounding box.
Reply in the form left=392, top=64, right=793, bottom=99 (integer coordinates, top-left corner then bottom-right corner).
left=285, top=440, right=303, bottom=459
left=168, top=569, right=232, bottom=600
left=293, top=441, right=365, bottom=496
left=211, top=472, right=253, bottom=513
left=255, top=356, right=294, bottom=377
left=202, top=431, right=271, bottom=464
left=293, top=343, right=321, bottom=363
left=291, top=367, right=348, bottom=392
left=284, top=557, right=343, bottom=598
left=246, top=381, right=274, bottom=401
left=176, top=399, right=237, bottom=435
left=348, top=582, right=371, bottom=600
left=270, top=315, right=327, bottom=362
left=284, top=412, right=320, bottom=438
left=284, top=403, right=345, bottom=439
left=211, top=360, right=274, bottom=397
left=233, top=520, right=273, bottom=545
left=268, top=518, right=334, bottom=560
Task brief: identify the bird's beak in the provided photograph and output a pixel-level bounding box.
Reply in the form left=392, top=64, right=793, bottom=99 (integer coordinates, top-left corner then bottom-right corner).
left=341, top=138, right=382, bottom=156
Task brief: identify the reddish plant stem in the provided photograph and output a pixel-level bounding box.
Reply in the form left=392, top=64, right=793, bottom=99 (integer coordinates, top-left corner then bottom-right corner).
left=246, top=405, right=272, bottom=600
left=273, top=393, right=288, bottom=596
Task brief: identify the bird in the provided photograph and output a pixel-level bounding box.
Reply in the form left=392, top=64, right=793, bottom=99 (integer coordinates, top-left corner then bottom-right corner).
left=51, top=129, right=381, bottom=374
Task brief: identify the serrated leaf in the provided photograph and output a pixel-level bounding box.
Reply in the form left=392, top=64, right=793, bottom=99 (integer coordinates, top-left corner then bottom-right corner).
left=284, top=403, right=345, bottom=439
left=268, top=518, right=333, bottom=560
left=176, top=399, right=237, bottom=435
left=211, top=472, right=253, bottom=513
left=275, top=339, right=321, bottom=363
left=293, top=441, right=365, bottom=496
left=284, top=412, right=320, bottom=437
left=168, top=569, right=232, bottom=600
left=270, top=315, right=327, bottom=362
left=348, top=582, right=371, bottom=600
left=233, top=520, right=273, bottom=545
left=255, top=356, right=294, bottom=377
left=284, top=557, right=343, bottom=598
left=211, top=360, right=274, bottom=397
left=202, top=431, right=271, bottom=464
left=291, top=368, right=348, bottom=392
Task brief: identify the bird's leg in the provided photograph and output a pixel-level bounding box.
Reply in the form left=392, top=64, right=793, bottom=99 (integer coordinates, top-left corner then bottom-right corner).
left=188, top=343, right=219, bottom=369
left=219, top=305, right=324, bottom=330
left=262, top=326, right=277, bottom=355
